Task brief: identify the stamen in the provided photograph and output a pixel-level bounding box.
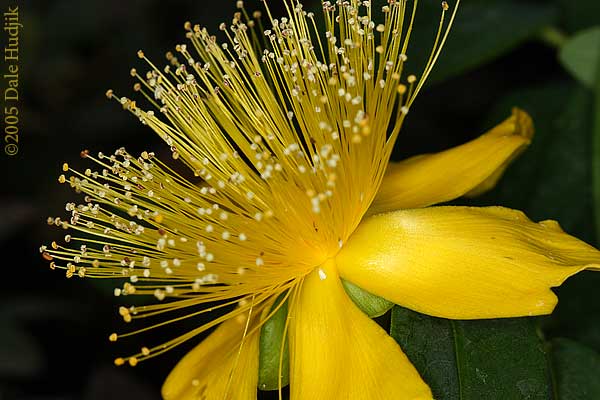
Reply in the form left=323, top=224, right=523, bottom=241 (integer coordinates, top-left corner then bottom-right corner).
left=44, top=0, right=458, bottom=370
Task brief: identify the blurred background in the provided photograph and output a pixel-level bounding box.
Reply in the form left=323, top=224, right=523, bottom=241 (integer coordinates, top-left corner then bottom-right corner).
left=1, top=0, right=599, bottom=399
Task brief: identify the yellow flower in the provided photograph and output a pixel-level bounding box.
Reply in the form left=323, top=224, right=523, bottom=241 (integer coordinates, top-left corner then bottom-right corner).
left=41, top=0, right=600, bottom=399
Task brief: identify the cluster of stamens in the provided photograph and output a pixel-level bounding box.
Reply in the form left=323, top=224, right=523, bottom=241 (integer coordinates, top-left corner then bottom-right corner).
left=42, top=0, right=457, bottom=367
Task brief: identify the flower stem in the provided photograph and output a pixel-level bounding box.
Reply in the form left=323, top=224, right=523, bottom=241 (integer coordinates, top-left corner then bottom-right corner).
left=538, top=26, right=568, bottom=50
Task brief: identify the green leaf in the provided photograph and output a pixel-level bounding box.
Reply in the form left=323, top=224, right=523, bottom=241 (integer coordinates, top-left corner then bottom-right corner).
left=559, top=27, right=600, bottom=89
left=390, top=306, right=552, bottom=399
left=407, top=1, right=557, bottom=84
left=550, top=338, right=600, bottom=399
left=389, top=307, right=458, bottom=399
left=557, top=0, right=600, bottom=33
left=341, top=279, right=394, bottom=318
left=258, top=294, right=289, bottom=391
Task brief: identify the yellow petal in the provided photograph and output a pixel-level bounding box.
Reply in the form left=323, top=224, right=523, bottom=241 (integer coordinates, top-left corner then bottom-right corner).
left=289, top=260, right=432, bottom=400
left=368, top=108, right=533, bottom=215
left=337, top=206, right=600, bottom=320
left=162, top=316, right=259, bottom=400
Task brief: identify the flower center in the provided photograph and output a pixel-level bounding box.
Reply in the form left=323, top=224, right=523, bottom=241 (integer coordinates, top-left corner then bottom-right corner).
left=42, top=0, right=460, bottom=367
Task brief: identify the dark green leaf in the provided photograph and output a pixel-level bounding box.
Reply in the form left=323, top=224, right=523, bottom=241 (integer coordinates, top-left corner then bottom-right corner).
left=390, top=307, right=458, bottom=399
left=258, top=294, right=289, bottom=391
left=557, top=0, right=600, bottom=33
left=559, top=27, right=600, bottom=89
left=341, top=279, right=394, bottom=318
left=391, top=306, right=552, bottom=399
left=407, top=1, right=557, bottom=84
left=550, top=338, right=600, bottom=400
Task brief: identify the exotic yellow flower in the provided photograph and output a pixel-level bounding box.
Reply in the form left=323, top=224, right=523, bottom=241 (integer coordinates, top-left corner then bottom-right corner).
left=41, top=0, right=600, bottom=399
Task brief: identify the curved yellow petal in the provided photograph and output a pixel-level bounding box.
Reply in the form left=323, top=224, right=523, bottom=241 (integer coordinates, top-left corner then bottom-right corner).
left=337, top=206, right=600, bottom=320
left=368, top=108, right=534, bottom=215
left=289, top=260, right=432, bottom=400
left=162, top=316, right=259, bottom=400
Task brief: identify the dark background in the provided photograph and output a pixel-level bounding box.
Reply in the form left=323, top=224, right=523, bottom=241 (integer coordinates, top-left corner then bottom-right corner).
left=1, top=0, right=599, bottom=399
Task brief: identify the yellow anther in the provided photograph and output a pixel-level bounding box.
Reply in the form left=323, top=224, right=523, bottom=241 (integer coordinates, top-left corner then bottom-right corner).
left=58, top=175, right=66, bottom=184
left=128, top=357, right=138, bottom=367
left=114, top=358, right=125, bottom=366
left=137, top=50, right=144, bottom=59
left=109, top=333, right=118, bottom=342
left=62, top=163, right=69, bottom=172
left=124, top=282, right=136, bottom=294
